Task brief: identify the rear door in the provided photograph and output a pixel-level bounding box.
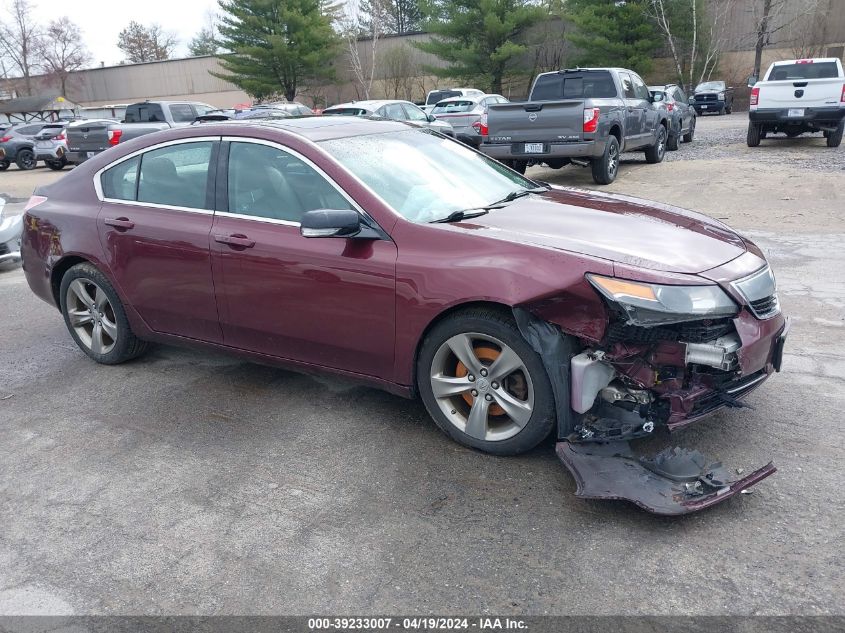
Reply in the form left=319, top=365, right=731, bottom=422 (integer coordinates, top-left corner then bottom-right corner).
left=96, top=138, right=221, bottom=342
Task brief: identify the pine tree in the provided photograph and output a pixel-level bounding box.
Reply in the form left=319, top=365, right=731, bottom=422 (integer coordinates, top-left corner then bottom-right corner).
left=565, top=0, right=661, bottom=74
left=214, top=0, right=339, bottom=101
left=415, top=0, right=544, bottom=93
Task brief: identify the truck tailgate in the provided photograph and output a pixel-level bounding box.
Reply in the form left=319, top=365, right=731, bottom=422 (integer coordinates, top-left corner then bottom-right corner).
left=487, top=100, right=584, bottom=143
left=67, top=122, right=112, bottom=155
left=759, top=78, right=844, bottom=109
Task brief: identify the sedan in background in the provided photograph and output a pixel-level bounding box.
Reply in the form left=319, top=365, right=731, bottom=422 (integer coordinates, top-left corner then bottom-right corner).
left=430, top=94, right=508, bottom=148
left=649, top=84, right=696, bottom=150
left=252, top=102, right=314, bottom=116
left=322, top=100, right=454, bottom=136
left=690, top=80, right=734, bottom=115
left=20, top=116, right=786, bottom=514
left=33, top=122, right=72, bottom=170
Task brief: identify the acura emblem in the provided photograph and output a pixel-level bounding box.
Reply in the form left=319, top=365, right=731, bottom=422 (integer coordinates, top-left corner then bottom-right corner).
left=528, top=112, right=537, bottom=122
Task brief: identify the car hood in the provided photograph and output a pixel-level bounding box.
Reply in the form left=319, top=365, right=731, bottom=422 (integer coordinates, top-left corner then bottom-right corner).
left=447, top=187, right=747, bottom=275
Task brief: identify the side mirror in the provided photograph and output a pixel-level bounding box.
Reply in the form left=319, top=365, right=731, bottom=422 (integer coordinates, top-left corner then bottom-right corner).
left=300, top=209, right=362, bottom=238
left=427, top=113, right=437, bottom=122
left=747, top=75, right=758, bottom=87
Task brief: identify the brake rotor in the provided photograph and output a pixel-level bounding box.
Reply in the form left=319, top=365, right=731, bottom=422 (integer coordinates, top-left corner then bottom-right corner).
left=455, top=345, right=505, bottom=416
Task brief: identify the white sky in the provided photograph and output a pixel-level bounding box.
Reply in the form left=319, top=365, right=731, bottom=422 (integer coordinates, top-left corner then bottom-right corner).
left=30, top=0, right=219, bottom=67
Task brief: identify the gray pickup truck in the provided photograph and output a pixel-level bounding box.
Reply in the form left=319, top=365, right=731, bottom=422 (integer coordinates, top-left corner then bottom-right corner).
left=480, top=68, right=669, bottom=184
left=66, top=100, right=214, bottom=164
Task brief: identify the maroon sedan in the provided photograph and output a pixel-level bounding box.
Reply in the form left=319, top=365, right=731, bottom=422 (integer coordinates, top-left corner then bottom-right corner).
left=21, top=118, right=787, bottom=514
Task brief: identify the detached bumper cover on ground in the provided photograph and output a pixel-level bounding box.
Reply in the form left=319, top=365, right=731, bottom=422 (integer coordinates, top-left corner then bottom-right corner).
left=556, top=440, right=776, bottom=515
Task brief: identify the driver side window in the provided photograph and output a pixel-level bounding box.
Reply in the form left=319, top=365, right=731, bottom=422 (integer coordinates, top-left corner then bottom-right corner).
left=227, top=142, right=353, bottom=223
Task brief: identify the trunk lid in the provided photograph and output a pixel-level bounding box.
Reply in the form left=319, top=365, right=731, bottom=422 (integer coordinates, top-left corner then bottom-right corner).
left=67, top=121, right=113, bottom=154
left=757, top=78, right=844, bottom=108
left=486, top=100, right=585, bottom=143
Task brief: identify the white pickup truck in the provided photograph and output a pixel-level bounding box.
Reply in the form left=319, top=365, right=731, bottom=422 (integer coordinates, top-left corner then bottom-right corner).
left=747, top=57, right=845, bottom=147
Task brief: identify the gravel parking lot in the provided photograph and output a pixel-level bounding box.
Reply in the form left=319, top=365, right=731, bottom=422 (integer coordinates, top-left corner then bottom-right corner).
left=1, top=113, right=843, bottom=616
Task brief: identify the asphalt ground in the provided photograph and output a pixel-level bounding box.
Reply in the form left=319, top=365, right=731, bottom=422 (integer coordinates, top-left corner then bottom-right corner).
left=0, top=113, right=843, bottom=615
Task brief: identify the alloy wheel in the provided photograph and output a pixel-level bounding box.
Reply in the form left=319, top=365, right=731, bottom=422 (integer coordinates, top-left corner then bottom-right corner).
left=608, top=143, right=619, bottom=178
left=65, top=278, right=118, bottom=355
left=429, top=332, right=534, bottom=442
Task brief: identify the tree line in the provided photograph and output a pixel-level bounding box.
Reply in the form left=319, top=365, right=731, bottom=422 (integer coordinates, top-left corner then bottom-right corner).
left=0, top=0, right=833, bottom=105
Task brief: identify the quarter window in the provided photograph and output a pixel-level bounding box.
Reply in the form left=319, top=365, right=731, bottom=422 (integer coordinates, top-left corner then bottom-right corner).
left=137, top=142, right=213, bottom=209
left=227, top=142, right=352, bottom=223
left=102, top=156, right=140, bottom=201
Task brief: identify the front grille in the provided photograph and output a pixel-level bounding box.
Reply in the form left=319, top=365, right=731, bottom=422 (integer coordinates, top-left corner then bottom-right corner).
left=749, top=295, right=780, bottom=319
left=691, top=370, right=767, bottom=415
left=605, top=319, right=734, bottom=345
left=697, top=94, right=718, bottom=102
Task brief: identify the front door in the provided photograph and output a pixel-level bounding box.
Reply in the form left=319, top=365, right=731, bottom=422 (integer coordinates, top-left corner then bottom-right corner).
left=96, top=139, right=222, bottom=342
left=631, top=73, right=658, bottom=145
left=619, top=73, right=644, bottom=148
left=210, top=139, right=398, bottom=378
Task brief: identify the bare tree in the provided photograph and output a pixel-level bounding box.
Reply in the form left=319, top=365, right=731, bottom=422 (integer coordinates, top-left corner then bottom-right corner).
left=0, top=0, right=42, bottom=96
left=37, top=17, right=91, bottom=97
left=117, top=21, right=177, bottom=63
left=342, top=0, right=383, bottom=100
left=788, top=0, right=830, bottom=59
left=750, top=0, right=821, bottom=78
left=376, top=43, right=419, bottom=99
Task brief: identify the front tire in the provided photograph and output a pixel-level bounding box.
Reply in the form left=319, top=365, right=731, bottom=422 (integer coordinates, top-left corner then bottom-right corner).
left=16, top=148, right=36, bottom=170
left=59, top=263, right=149, bottom=364
left=747, top=122, right=761, bottom=147
left=682, top=117, right=696, bottom=143
left=666, top=132, right=679, bottom=151
left=0, top=160, right=9, bottom=171
left=826, top=121, right=843, bottom=148
left=591, top=135, right=620, bottom=185
left=644, top=125, right=667, bottom=163
left=417, top=308, right=556, bottom=456
left=46, top=157, right=67, bottom=170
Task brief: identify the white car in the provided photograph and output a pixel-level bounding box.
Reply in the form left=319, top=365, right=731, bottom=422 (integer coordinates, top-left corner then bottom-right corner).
left=747, top=57, right=845, bottom=147
left=0, top=197, right=23, bottom=266
left=420, top=88, right=484, bottom=113
left=429, top=94, right=508, bottom=148
left=322, top=100, right=455, bottom=136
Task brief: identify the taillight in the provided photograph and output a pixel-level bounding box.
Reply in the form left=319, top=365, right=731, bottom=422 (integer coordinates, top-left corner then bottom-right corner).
left=750, top=87, right=760, bottom=106
left=840, top=83, right=845, bottom=103
left=0, top=136, right=10, bottom=143
left=472, top=119, right=488, bottom=137
left=107, top=129, right=122, bottom=146
left=666, top=103, right=675, bottom=111
left=583, top=107, right=600, bottom=133
left=53, top=133, right=66, bottom=141
left=24, top=195, right=48, bottom=212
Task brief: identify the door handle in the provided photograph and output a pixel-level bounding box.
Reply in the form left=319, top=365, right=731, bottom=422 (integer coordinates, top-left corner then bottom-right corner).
left=104, top=217, right=134, bottom=230
left=214, top=233, right=255, bottom=248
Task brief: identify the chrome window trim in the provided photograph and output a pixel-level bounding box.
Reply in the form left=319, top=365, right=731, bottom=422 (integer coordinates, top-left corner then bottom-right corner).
left=93, top=136, right=220, bottom=213
left=221, top=136, right=370, bottom=228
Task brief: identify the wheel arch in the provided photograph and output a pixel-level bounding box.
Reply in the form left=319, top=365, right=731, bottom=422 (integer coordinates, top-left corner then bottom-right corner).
left=50, top=255, right=91, bottom=306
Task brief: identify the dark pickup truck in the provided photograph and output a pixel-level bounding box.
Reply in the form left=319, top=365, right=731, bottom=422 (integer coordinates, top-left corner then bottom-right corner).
left=66, top=100, right=214, bottom=164
left=480, top=68, right=669, bottom=184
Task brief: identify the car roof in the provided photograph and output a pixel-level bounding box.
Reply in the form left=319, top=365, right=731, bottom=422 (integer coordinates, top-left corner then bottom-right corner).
left=325, top=100, right=414, bottom=111
left=190, top=116, right=414, bottom=142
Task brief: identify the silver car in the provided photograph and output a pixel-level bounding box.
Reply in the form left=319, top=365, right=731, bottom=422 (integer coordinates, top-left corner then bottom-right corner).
left=430, top=94, right=508, bottom=148
left=322, top=100, right=455, bottom=137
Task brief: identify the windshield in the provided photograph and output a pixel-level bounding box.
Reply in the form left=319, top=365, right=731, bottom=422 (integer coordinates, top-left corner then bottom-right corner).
left=320, top=130, right=537, bottom=223
left=695, top=81, right=725, bottom=92
left=767, top=62, right=840, bottom=80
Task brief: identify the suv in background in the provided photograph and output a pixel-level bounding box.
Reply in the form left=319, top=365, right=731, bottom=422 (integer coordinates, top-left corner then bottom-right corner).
left=421, top=88, right=484, bottom=113
left=481, top=67, right=669, bottom=184
left=649, top=84, right=696, bottom=150
left=0, top=122, right=52, bottom=171
left=689, top=80, right=734, bottom=115
left=34, top=122, right=72, bottom=170
left=430, top=94, right=508, bottom=148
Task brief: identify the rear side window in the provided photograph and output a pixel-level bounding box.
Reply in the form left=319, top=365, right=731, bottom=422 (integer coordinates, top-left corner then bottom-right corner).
left=102, top=156, right=140, bottom=201
left=620, top=74, right=636, bottom=99
left=137, top=142, right=213, bottom=209
left=169, top=104, right=196, bottom=122
left=125, top=104, right=165, bottom=123
left=768, top=61, right=840, bottom=80
left=531, top=71, right=617, bottom=101
left=227, top=142, right=352, bottom=223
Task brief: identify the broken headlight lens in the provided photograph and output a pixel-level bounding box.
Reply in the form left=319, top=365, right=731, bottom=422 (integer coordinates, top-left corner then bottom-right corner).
left=587, top=274, right=738, bottom=326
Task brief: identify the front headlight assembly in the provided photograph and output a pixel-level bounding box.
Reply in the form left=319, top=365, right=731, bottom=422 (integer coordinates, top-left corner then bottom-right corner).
left=587, top=274, right=738, bottom=326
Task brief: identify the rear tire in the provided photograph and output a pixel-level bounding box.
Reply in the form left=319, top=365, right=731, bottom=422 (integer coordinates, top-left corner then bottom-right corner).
left=16, top=148, right=36, bottom=170
left=644, top=125, right=667, bottom=164
left=682, top=117, right=696, bottom=143
left=747, top=122, right=761, bottom=147
left=591, top=135, right=620, bottom=185
left=826, top=121, right=843, bottom=148
left=666, top=132, right=679, bottom=151
left=46, top=158, right=67, bottom=170
left=417, top=307, right=556, bottom=456
left=0, top=160, right=9, bottom=171
left=505, top=159, right=527, bottom=174
left=59, top=263, right=149, bottom=365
